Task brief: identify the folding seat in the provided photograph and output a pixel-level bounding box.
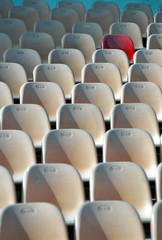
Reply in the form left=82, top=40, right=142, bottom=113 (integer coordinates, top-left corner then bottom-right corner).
left=34, top=19, right=66, bottom=48
left=110, top=22, right=143, bottom=49
left=0, top=166, right=16, bottom=210
left=155, top=162, right=162, bottom=201
left=150, top=201, right=162, bottom=240
left=0, top=202, right=69, bottom=240
left=92, top=49, right=129, bottom=83
left=21, top=0, right=50, bottom=20
left=0, top=33, right=12, bottom=61
left=72, top=22, right=104, bottom=49
left=101, top=34, right=135, bottom=64
left=3, top=48, right=42, bottom=80
left=92, top=1, right=120, bottom=22
left=61, top=33, right=96, bottom=63
left=121, top=82, right=162, bottom=122
left=0, top=82, right=13, bottom=107
left=0, top=18, right=27, bottom=47
left=110, top=103, right=160, bottom=146
left=33, top=63, right=75, bottom=101
left=20, top=32, right=55, bottom=63
left=71, top=83, right=115, bottom=122
left=103, top=128, right=158, bottom=181
left=85, top=8, right=114, bottom=35
left=0, top=0, right=13, bottom=18
left=42, top=129, right=98, bottom=181
left=154, top=11, right=162, bottom=23
left=56, top=103, right=106, bottom=148
left=57, top=0, right=85, bottom=21
left=147, top=23, right=162, bottom=38
left=90, top=162, right=153, bottom=222
left=75, top=201, right=145, bottom=240
left=127, top=63, right=162, bottom=89
left=147, top=34, right=162, bottom=49
left=48, top=48, right=86, bottom=83
left=49, top=7, right=80, bottom=33
left=8, top=6, right=40, bottom=32
left=133, top=49, right=162, bottom=65
left=0, top=62, right=28, bottom=100
left=22, top=163, right=85, bottom=225
left=124, top=3, right=153, bottom=23
left=20, top=82, right=66, bottom=123
left=0, top=104, right=51, bottom=149
left=82, top=63, right=122, bottom=101
left=0, top=130, right=36, bottom=183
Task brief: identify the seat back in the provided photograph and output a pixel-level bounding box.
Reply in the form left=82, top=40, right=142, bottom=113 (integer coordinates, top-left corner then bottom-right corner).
left=134, top=49, right=162, bottom=65
left=147, top=34, right=162, bottom=49
left=155, top=162, right=162, bottom=201
left=0, top=0, right=13, bottom=18
left=147, top=23, right=162, bottom=38
left=0, top=33, right=12, bottom=61
left=0, top=81, right=13, bottom=107
left=154, top=11, right=162, bottom=23
left=151, top=201, right=162, bottom=240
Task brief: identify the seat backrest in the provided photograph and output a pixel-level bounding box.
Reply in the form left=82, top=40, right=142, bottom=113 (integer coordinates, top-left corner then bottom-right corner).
left=81, top=62, right=122, bottom=101
left=92, top=49, right=129, bottom=82
left=71, top=82, right=115, bottom=122
left=0, top=33, right=12, bottom=61
left=50, top=7, right=80, bottom=33
left=56, top=103, right=106, bottom=148
left=75, top=200, right=145, bottom=240
left=61, top=33, right=96, bottom=63
left=147, top=34, right=162, bottom=49
left=48, top=48, right=86, bottom=83
left=0, top=0, right=13, bottom=18
left=133, top=49, right=162, bottom=65
left=0, top=130, right=36, bottom=183
left=34, top=19, right=66, bottom=48
left=110, top=103, right=160, bottom=146
left=20, top=82, right=65, bottom=122
left=33, top=63, right=75, bottom=100
left=0, top=81, right=13, bottom=107
left=3, top=48, right=42, bottom=80
left=72, top=22, right=103, bottom=49
left=0, top=202, right=69, bottom=240
left=22, top=163, right=85, bottom=225
left=155, top=162, right=162, bottom=201
left=154, top=11, right=162, bottom=23
left=147, top=23, right=162, bottom=38
left=90, top=162, right=153, bottom=222
left=150, top=201, right=162, bottom=240
left=42, top=129, right=98, bottom=181
left=0, top=104, right=51, bottom=149
left=103, top=128, right=158, bottom=181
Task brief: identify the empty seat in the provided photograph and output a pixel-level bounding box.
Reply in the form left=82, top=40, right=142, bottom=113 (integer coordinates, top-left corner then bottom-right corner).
left=92, top=49, right=129, bottom=82
left=0, top=104, right=51, bottom=149
left=42, top=129, right=98, bottom=181
left=154, top=11, right=162, bottom=23
left=147, top=23, right=162, bottom=38
left=20, top=32, right=55, bottom=62
left=0, top=33, right=12, bottom=61
left=0, top=81, right=13, bottom=107
left=0, top=62, right=28, bottom=100
left=0, top=0, right=13, bottom=18
left=33, top=63, right=75, bottom=100
left=50, top=7, right=80, bottom=33
left=20, top=82, right=65, bottom=122
left=0, top=130, right=36, bottom=183
left=72, top=22, right=103, bottom=49
left=0, top=202, right=69, bottom=240
left=56, top=103, right=106, bottom=148
left=155, top=162, right=162, bottom=201
left=34, top=19, right=66, bottom=48
left=134, top=49, right=162, bottom=65
left=22, top=163, right=85, bottom=225
left=127, top=63, right=162, bottom=89
left=150, top=201, right=162, bottom=240
left=48, top=48, right=86, bottom=83
left=0, top=166, right=16, bottom=210
left=103, top=128, right=158, bottom=181
left=90, top=162, right=153, bottom=222
left=82, top=63, right=122, bottom=101
left=147, top=34, right=162, bottom=49
left=71, top=82, right=115, bottom=122
left=110, top=103, right=160, bottom=146
left=8, top=6, right=40, bottom=32
left=61, top=33, right=96, bottom=63
left=75, top=201, right=145, bottom=240
left=3, top=48, right=42, bottom=80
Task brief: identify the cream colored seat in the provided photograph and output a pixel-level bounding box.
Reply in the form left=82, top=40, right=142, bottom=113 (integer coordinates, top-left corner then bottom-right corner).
left=75, top=201, right=145, bottom=240
left=0, top=82, right=13, bottom=107
left=0, top=104, right=51, bottom=149
left=133, top=49, right=162, bottom=65
left=90, top=162, right=153, bottom=222
left=48, top=48, right=86, bottom=83
left=92, top=49, right=129, bottom=83
left=0, top=130, right=36, bottom=183
left=22, top=163, right=85, bottom=225
left=0, top=0, right=13, bottom=18
left=0, top=202, right=69, bottom=240
left=154, top=11, right=162, bottom=23
left=33, top=63, right=75, bottom=101
left=147, top=23, right=162, bottom=38
left=0, top=33, right=12, bottom=61
left=150, top=201, right=162, bottom=240
left=56, top=103, right=106, bottom=148
left=71, top=82, right=115, bottom=122
left=82, top=63, right=122, bottom=101
left=42, top=129, right=98, bottom=181
left=110, top=103, right=160, bottom=146
left=147, top=34, right=162, bottom=49
left=20, top=82, right=65, bottom=123
left=103, top=128, right=158, bottom=181
left=155, top=162, right=162, bottom=201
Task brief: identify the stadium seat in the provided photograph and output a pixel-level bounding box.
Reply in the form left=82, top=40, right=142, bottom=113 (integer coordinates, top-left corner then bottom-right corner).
left=147, top=23, right=162, bottom=38
left=0, top=33, right=12, bottom=61
left=133, top=49, right=162, bottom=65
left=154, top=11, right=162, bottom=23
left=155, top=162, right=162, bottom=201
left=0, top=81, right=13, bottom=107
left=147, top=34, right=162, bottom=49
left=150, top=201, right=162, bottom=240
left=0, top=0, right=13, bottom=18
